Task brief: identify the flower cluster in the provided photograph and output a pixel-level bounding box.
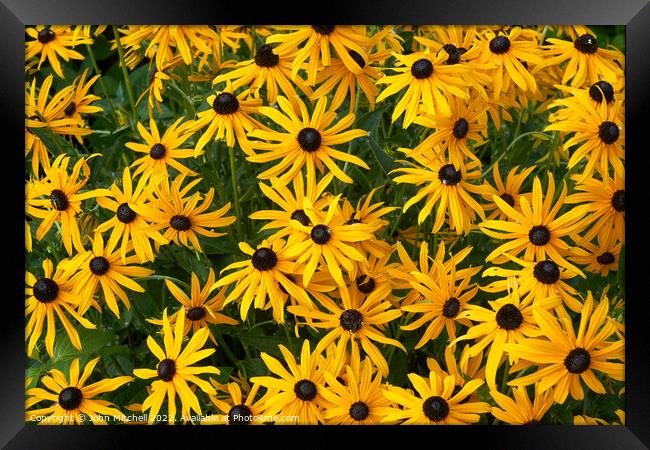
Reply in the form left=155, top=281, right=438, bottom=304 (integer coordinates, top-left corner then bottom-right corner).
left=25, top=25, right=624, bottom=425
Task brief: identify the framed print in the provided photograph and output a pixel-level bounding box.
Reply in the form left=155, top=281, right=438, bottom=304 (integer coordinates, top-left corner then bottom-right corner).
left=3, top=0, right=650, bottom=448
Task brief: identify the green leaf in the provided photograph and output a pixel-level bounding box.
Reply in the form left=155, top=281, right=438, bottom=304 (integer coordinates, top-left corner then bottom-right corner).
left=54, top=328, right=116, bottom=362
left=236, top=331, right=300, bottom=358
left=29, top=125, right=80, bottom=157
left=366, top=136, right=397, bottom=176
left=617, top=246, right=625, bottom=290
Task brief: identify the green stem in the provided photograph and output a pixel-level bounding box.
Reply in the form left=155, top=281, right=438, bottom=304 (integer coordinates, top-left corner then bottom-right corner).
left=112, top=26, right=138, bottom=124
left=228, top=146, right=244, bottom=240
left=85, top=44, right=120, bottom=125
left=215, top=332, right=244, bottom=374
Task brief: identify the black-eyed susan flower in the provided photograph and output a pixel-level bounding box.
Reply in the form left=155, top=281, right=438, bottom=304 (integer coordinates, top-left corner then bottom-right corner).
left=392, top=153, right=486, bottom=234
left=266, top=26, right=372, bottom=85
left=320, top=357, right=395, bottom=424
left=118, top=25, right=218, bottom=70
left=476, top=27, right=544, bottom=100
left=63, top=232, right=153, bottom=317
left=250, top=339, right=346, bottom=424
left=247, top=96, right=369, bottom=185
left=481, top=255, right=583, bottom=312
left=348, top=251, right=397, bottom=305
left=25, top=358, right=132, bottom=424
left=382, top=371, right=490, bottom=424
left=25, top=26, right=91, bottom=78
left=286, top=195, right=375, bottom=287
left=212, top=44, right=313, bottom=109
left=451, top=282, right=560, bottom=390
left=126, top=118, right=199, bottom=179
left=505, top=292, right=624, bottom=404
left=542, top=26, right=624, bottom=87
left=401, top=258, right=481, bottom=347
left=407, top=94, right=488, bottom=167
left=478, top=163, right=535, bottom=221
left=389, top=240, right=475, bottom=306
left=565, top=172, right=625, bottom=244
left=212, top=238, right=312, bottom=322
left=25, top=259, right=95, bottom=358
left=311, top=47, right=390, bottom=112
left=546, top=91, right=624, bottom=180
left=289, top=284, right=404, bottom=377
left=248, top=172, right=334, bottom=241
left=490, top=384, right=555, bottom=425
left=375, top=50, right=471, bottom=128
left=148, top=269, right=238, bottom=346
left=63, top=68, right=103, bottom=125
left=340, top=188, right=397, bottom=259
left=551, top=80, right=624, bottom=124
left=137, top=66, right=173, bottom=116
left=202, top=381, right=270, bottom=425
left=426, top=344, right=485, bottom=396
left=190, top=84, right=264, bottom=155
left=145, top=174, right=235, bottom=253
left=25, top=75, right=90, bottom=174
left=28, top=155, right=109, bottom=255
left=134, top=308, right=220, bottom=424
left=95, top=167, right=168, bottom=263
left=570, top=230, right=622, bottom=277
left=479, top=175, right=590, bottom=274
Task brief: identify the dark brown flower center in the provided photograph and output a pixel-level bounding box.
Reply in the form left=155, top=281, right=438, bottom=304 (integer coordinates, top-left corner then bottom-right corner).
left=116, top=203, right=137, bottom=223
left=33, top=278, right=59, bottom=303
left=38, top=27, right=56, bottom=44
left=294, top=379, right=317, bottom=401
left=254, top=44, right=279, bottom=67
left=310, top=224, right=331, bottom=245
left=438, top=164, right=462, bottom=185
left=589, top=81, right=614, bottom=103
left=574, top=34, right=598, bottom=54
left=422, top=396, right=449, bottom=422
left=58, top=386, right=82, bottom=410
left=290, top=209, right=311, bottom=226
left=345, top=217, right=363, bottom=225
left=213, top=92, right=239, bottom=115
left=64, top=101, right=76, bottom=117
left=187, top=307, right=206, bottom=321
left=528, top=225, right=550, bottom=246
left=598, top=121, right=620, bottom=144
left=50, top=189, right=69, bottom=211
left=89, top=256, right=110, bottom=276
left=564, top=348, right=591, bottom=373
left=442, top=297, right=461, bottom=318
left=149, top=143, right=166, bottom=160
left=452, top=118, right=469, bottom=139
left=533, top=260, right=560, bottom=284
left=356, top=275, right=375, bottom=294
left=596, top=252, right=615, bottom=265
left=500, top=193, right=515, bottom=207
left=411, top=58, right=434, bottom=79
left=228, top=404, right=252, bottom=425
left=251, top=247, right=278, bottom=271
left=611, top=190, right=625, bottom=212
left=170, top=215, right=192, bottom=231
left=348, top=50, right=366, bottom=69
left=489, top=36, right=511, bottom=54
left=349, top=401, right=370, bottom=421
left=339, top=309, right=363, bottom=332
left=496, top=303, right=524, bottom=330
left=297, top=127, right=321, bottom=152
left=312, top=25, right=335, bottom=35
left=157, top=358, right=176, bottom=381
left=443, top=44, right=467, bottom=65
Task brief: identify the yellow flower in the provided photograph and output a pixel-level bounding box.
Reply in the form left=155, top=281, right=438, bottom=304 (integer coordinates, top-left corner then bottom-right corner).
left=134, top=308, right=220, bottom=424
left=247, top=95, right=369, bottom=185
left=26, top=358, right=132, bottom=424
left=25, top=259, right=95, bottom=357
left=25, top=26, right=91, bottom=78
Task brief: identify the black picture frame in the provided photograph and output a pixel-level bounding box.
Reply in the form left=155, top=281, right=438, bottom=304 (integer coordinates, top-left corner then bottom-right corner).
left=4, top=1, right=649, bottom=447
